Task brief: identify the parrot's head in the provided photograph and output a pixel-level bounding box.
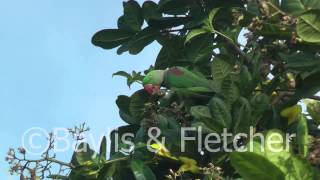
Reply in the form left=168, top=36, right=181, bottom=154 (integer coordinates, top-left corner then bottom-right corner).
left=142, top=70, right=165, bottom=95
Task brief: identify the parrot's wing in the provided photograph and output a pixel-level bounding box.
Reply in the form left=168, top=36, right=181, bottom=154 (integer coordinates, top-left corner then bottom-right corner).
left=164, top=67, right=216, bottom=92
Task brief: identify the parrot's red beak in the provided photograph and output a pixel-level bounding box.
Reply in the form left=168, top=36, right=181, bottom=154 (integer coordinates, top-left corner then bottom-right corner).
left=144, top=84, right=161, bottom=95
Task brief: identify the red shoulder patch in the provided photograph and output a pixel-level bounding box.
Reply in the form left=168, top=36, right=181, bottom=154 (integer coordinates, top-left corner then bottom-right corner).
left=169, top=67, right=184, bottom=76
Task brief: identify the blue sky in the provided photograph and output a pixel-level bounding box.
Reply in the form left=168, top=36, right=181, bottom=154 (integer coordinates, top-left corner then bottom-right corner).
left=0, top=0, right=160, bottom=179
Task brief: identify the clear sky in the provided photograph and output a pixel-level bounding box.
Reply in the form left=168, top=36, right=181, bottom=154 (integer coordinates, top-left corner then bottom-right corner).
left=0, top=0, right=160, bottom=179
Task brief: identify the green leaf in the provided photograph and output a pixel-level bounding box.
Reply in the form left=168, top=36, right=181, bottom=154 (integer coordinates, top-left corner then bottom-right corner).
left=113, top=70, right=144, bottom=87
left=185, top=28, right=209, bottom=43
left=230, top=152, right=285, bottom=180
left=71, top=143, right=99, bottom=166
left=148, top=16, right=190, bottom=29
left=92, top=29, right=133, bottom=49
left=109, top=125, right=140, bottom=156
left=190, top=106, right=212, bottom=120
left=129, top=90, right=150, bottom=120
left=250, top=93, right=270, bottom=125
left=118, top=16, right=135, bottom=32
left=297, top=10, right=320, bottom=43
left=158, top=0, right=193, bottom=15
left=130, top=159, right=156, bottom=180
left=99, top=163, right=117, bottom=180
left=123, top=0, right=143, bottom=32
left=47, top=175, right=68, bottom=179
left=247, top=0, right=261, bottom=16
left=142, top=1, right=161, bottom=21
left=257, top=23, right=292, bottom=39
left=211, top=57, right=233, bottom=88
left=99, top=136, right=107, bottom=161
left=116, top=95, right=137, bottom=125
left=190, top=105, right=223, bottom=133
left=155, top=36, right=187, bottom=69
left=232, top=97, right=252, bottom=134
left=220, top=76, right=240, bottom=106
left=245, top=130, right=317, bottom=180
left=237, top=65, right=253, bottom=93
left=297, top=116, right=309, bottom=157
left=113, top=71, right=131, bottom=78
left=206, top=8, right=221, bottom=29
left=117, top=27, right=158, bottom=55
left=284, top=155, right=317, bottom=180
left=247, top=130, right=291, bottom=163
left=184, top=34, right=213, bottom=64
left=208, top=97, right=232, bottom=129
left=279, top=52, right=320, bottom=71
left=281, top=0, right=320, bottom=15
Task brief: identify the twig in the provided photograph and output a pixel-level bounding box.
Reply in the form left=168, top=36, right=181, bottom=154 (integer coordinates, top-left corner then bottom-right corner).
left=309, top=96, right=320, bottom=101
left=266, top=2, right=287, bottom=16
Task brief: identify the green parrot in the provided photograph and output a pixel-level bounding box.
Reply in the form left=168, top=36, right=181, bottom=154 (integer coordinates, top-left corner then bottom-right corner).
left=142, top=67, right=215, bottom=95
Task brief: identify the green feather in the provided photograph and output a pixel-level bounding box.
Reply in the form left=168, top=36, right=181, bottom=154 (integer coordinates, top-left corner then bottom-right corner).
left=164, top=67, right=214, bottom=92
left=143, top=70, right=165, bottom=85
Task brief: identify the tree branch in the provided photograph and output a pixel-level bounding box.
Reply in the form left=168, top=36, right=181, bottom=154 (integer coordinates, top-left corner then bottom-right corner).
left=309, top=96, right=320, bottom=101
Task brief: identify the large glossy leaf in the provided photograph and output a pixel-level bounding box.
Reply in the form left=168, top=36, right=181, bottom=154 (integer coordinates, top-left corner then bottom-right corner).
left=184, top=34, right=213, bottom=64
left=297, top=10, right=320, bottom=43
left=118, top=16, right=135, bottom=32
left=142, top=1, right=161, bottom=21
left=148, top=16, right=190, bottom=29
left=250, top=93, right=270, bottom=125
left=211, top=57, right=233, bottom=88
left=123, top=0, right=143, bottom=32
left=185, top=28, right=209, bottom=43
left=158, top=0, right=194, bottom=15
left=190, top=105, right=223, bottom=133
left=230, top=152, right=285, bottom=180
left=232, top=97, right=252, bottom=134
left=208, top=97, right=232, bottom=129
left=99, top=136, right=107, bottom=161
left=71, top=143, right=99, bottom=166
left=98, top=163, right=117, bottom=180
left=206, top=8, right=221, bottom=29
left=109, top=125, right=140, bottom=156
left=279, top=52, right=320, bottom=71
left=220, top=76, right=240, bottom=106
left=155, top=36, right=187, bottom=69
left=129, top=90, right=150, bottom=120
left=184, top=8, right=220, bottom=43
left=284, top=155, right=317, bottom=180
left=292, top=72, right=320, bottom=103
left=117, top=27, right=158, bottom=55
left=130, top=159, right=156, bottom=180
left=116, top=95, right=137, bottom=125
left=92, top=29, right=133, bottom=49
left=245, top=130, right=316, bottom=180
left=247, top=130, right=291, bottom=166
left=190, top=105, right=212, bottom=120
left=297, top=116, right=309, bottom=157
left=47, top=175, right=68, bottom=179
left=237, top=65, right=253, bottom=93
left=281, top=0, right=320, bottom=15
left=257, top=23, right=292, bottom=39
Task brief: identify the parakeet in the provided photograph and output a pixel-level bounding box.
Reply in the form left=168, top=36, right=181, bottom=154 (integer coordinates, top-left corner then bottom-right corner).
left=142, top=67, right=214, bottom=95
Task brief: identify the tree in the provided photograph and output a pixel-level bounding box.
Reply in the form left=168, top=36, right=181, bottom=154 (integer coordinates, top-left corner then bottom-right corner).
left=7, top=0, right=320, bottom=179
